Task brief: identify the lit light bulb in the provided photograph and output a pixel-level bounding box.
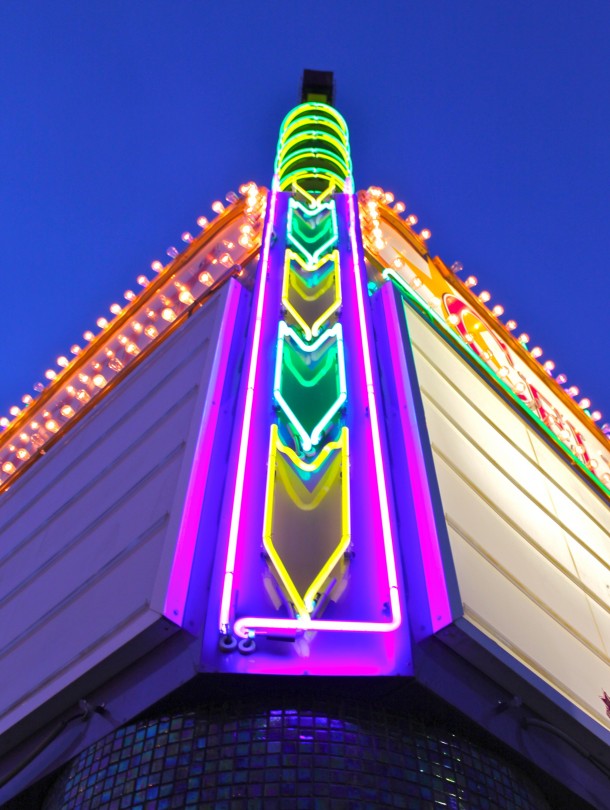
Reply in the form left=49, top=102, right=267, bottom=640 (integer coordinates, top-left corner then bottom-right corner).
left=197, top=216, right=209, bottom=229
left=531, top=347, right=543, bottom=358
left=45, top=419, right=59, bottom=433
left=181, top=232, right=194, bottom=243
left=420, top=228, right=431, bottom=240
left=492, top=305, right=504, bottom=316
left=124, top=290, right=136, bottom=301
left=96, top=317, right=108, bottom=329
left=45, top=369, right=57, bottom=380
left=393, top=257, right=404, bottom=269
left=126, top=343, right=139, bottom=356
left=384, top=191, right=395, bottom=204
left=591, top=410, right=602, bottom=421
left=567, top=386, right=579, bottom=397
left=479, top=291, right=491, bottom=303
left=198, top=271, right=212, bottom=286
left=70, top=344, right=81, bottom=355
left=76, top=389, right=90, bottom=403
left=219, top=253, right=233, bottom=268
left=0, top=417, right=10, bottom=428
left=21, top=395, right=33, bottom=405
left=9, top=406, right=20, bottom=416
left=161, top=307, right=176, bottom=322
left=132, top=321, right=143, bottom=333
left=394, top=201, right=406, bottom=213
left=92, top=374, right=107, bottom=388
left=2, top=461, right=15, bottom=474
left=211, top=201, right=225, bottom=214
left=83, top=330, right=95, bottom=341
left=505, top=320, right=517, bottom=331
left=238, top=235, right=252, bottom=248
left=19, top=432, right=29, bottom=441
left=110, top=303, right=122, bottom=315
left=579, top=398, right=591, bottom=409
left=16, top=448, right=29, bottom=461
left=543, top=360, right=555, bottom=371
left=448, top=314, right=460, bottom=325
left=406, top=214, right=418, bottom=226
left=179, top=289, right=194, bottom=305
left=465, top=276, right=477, bottom=288
left=151, top=260, right=164, bottom=273
left=60, top=404, right=75, bottom=418
left=136, top=275, right=149, bottom=287
left=518, top=333, right=530, bottom=344
left=144, top=325, right=158, bottom=339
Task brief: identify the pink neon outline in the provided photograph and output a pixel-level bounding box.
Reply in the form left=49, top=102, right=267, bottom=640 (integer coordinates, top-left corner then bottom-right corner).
left=381, top=285, right=452, bottom=632
left=232, top=193, right=402, bottom=639
left=219, top=186, right=279, bottom=632
left=164, top=280, right=242, bottom=625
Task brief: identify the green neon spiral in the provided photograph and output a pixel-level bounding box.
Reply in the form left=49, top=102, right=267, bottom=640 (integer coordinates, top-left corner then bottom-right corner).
left=275, top=103, right=352, bottom=193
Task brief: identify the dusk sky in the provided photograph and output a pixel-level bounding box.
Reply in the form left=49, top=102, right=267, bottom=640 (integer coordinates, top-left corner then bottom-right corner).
left=1, top=2, right=608, bottom=428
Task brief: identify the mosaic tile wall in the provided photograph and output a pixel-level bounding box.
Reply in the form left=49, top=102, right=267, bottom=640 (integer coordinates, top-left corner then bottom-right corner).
left=44, top=702, right=551, bottom=809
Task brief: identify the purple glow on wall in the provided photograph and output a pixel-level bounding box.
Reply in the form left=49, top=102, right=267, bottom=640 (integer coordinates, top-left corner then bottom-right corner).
left=380, top=285, right=453, bottom=633
left=163, top=280, right=243, bottom=626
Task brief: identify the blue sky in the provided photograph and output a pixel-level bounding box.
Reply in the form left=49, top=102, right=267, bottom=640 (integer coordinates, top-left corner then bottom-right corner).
left=1, top=1, right=608, bottom=426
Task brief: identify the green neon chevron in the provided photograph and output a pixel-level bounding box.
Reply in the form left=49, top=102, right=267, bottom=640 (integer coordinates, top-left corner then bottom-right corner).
left=287, top=199, right=338, bottom=265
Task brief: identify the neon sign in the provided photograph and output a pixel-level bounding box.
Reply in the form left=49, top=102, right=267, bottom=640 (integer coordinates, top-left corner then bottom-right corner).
left=206, top=103, right=414, bottom=674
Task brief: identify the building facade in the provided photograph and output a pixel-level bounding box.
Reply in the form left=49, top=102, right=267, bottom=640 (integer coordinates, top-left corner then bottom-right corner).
left=1, top=74, right=609, bottom=808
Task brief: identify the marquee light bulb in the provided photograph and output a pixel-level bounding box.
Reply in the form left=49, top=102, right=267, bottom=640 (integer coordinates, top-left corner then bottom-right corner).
left=124, top=290, right=136, bottom=301
left=492, top=305, right=504, bottom=316
left=161, top=307, right=176, bottom=322
left=406, top=214, right=418, bottom=226
left=60, top=405, right=75, bottom=418
left=83, top=331, right=95, bottom=342
left=531, top=346, right=543, bottom=358
left=197, top=216, right=209, bottom=229
left=136, top=275, right=149, bottom=287
left=22, top=395, right=33, bottom=405
left=96, top=317, right=108, bottom=329
left=181, top=232, right=193, bottom=243
left=45, top=419, right=59, bottom=433
left=44, top=369, right=56, bottom=380
left=211, top=201, right=225, bottom=214
left=394, top=201, right=406, bottom=213
left=9, top=406, right=20, bottom=416
left=151, top=260, right=164, bottom=273
left=567, top=386, right=579, bottom=397
left=518, top=333, right=530, bottom=344
left=591, top=410, right=602, bottom=421
left=505, top=319, right=517, bottom=331
left=384, top=191, right=395, bottom=204
left=198, top=271, right=212, bottom=286
left=543, top=360, right=555, bottom=371
left=57, top=356, right=69, bottom=368
left=465, top=276, right=477, bottom=288
left=92, top=374, right=107, bottom=388
left=479, top=291, right=491, bottom=303
left=420, top=228, right=431, bottom=240
left=579, top=398, right=591, bottom=409
left=16, top=448, right=29, bottom=461
left=0, top=417, right=10, bottom=428
left=2, top=461, right=15, bottom=474
left=109, top=303, right=122, bottom=315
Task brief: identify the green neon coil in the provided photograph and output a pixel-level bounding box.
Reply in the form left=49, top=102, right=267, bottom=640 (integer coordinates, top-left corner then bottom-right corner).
left=275, top=103, right=352, bottom=193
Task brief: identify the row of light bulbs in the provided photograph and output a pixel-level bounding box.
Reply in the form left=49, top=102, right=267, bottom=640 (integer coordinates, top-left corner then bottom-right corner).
left=361, top=187, right=608, bottom=437
left=0, top=184, right=266, bottom=481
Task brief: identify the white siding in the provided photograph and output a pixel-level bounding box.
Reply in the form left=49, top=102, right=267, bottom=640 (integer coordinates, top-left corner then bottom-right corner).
left=0, top=288, right=231, bottom=736
left=405, top=305, right=610, bottom=731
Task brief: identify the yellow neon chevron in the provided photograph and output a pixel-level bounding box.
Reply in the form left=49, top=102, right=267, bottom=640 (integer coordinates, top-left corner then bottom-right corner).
left=263, top=425, right=350, bottom=616
left=282, top=249, right=342, bottom=340
left=291, top=179, right=336, bottom=208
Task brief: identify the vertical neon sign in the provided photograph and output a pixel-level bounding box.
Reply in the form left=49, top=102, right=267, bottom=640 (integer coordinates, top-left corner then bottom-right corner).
left=209, top=103, right=411, bottom=674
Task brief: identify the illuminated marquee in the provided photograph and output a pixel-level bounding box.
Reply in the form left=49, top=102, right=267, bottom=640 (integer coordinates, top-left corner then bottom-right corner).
left=208, top=104, right=413, bottom=674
